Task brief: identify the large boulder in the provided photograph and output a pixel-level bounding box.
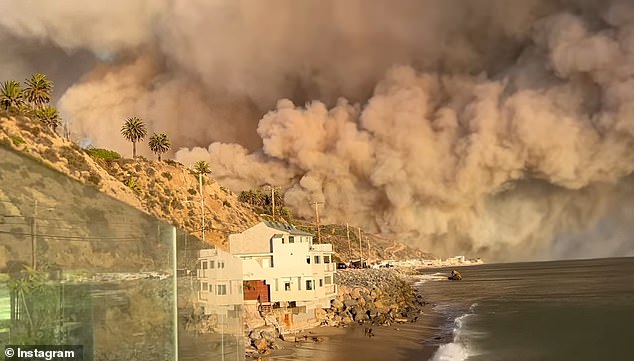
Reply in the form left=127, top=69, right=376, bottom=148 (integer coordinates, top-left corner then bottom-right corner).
left=331, top=298, right=344, bottom=311
left=448, top=270, right=463, bottom=280
left=255, top=338, right=268, bottom=352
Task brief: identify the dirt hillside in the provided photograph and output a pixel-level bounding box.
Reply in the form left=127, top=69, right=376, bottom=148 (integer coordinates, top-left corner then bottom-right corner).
left=0, top=114, right=433, bottom=259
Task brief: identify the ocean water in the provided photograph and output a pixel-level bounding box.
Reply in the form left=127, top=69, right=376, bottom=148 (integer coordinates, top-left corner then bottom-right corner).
left=418, top=257, right=634, bottom=361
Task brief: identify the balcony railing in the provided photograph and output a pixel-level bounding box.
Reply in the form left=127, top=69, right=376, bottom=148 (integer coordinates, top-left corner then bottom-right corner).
left=310, top=244, right=333, bottom=252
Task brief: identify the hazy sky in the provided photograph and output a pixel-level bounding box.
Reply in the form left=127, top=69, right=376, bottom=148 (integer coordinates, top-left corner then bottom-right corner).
left=1, top=0, right=633, bottom=260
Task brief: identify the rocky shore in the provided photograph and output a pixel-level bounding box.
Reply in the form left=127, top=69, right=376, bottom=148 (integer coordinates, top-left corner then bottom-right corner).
left=246, top=268, right=427, bottom=357
left=323, top=268, right=426, bottom=327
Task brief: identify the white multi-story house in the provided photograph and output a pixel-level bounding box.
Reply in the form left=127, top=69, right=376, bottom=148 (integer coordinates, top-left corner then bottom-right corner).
left=195, top=248, right=245, bottom=357
left=229, top=221, right=337, bottom=312
left=196, top=248, right=244, bottom=317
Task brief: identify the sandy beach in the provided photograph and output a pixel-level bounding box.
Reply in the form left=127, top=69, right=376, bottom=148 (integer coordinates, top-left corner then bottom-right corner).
left=260, top=304, right=442, bottom=361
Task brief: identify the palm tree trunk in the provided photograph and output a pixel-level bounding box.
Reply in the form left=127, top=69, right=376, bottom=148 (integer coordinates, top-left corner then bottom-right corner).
left=158, top=153, right=162, bottom=162
left=132, top=141, right=137, bottom=158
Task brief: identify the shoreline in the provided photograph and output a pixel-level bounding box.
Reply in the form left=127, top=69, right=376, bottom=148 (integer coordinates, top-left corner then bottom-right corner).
left=261, top=308, right=442, bottom=361
left=256, top=270, right=448, bottom=361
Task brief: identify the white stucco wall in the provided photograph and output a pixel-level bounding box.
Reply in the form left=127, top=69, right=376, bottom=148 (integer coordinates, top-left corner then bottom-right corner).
left=228, top=222, right=337, bottom=309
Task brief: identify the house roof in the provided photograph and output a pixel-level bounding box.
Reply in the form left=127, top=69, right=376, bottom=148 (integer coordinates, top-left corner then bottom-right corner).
left=262, top=221, right=314, bottom=237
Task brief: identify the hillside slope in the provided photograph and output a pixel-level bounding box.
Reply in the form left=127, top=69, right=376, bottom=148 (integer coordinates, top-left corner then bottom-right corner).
left=0, top=114, right=259, bottom=248
left=0, top=114, right=433, bottom=259
left=293, top=222, right=435, bottom=262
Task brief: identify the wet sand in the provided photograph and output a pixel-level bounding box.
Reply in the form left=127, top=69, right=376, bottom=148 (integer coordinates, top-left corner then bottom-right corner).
left=260, top=306, right=442, bottom=361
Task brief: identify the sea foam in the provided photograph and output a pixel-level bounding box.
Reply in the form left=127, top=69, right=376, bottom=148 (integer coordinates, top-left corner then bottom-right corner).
left=430, top=312, right=474, bottom=361
left=414, top=273, right=448, bottom=285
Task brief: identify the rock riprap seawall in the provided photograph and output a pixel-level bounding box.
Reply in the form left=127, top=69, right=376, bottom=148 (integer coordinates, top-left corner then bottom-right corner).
left=323, top=268, right=426, bottom=327
left=244, top=268, right=427, bottom=357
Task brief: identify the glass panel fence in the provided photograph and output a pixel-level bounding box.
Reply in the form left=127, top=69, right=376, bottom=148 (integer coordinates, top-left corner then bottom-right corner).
left=0, top=144, right=245, bottom=360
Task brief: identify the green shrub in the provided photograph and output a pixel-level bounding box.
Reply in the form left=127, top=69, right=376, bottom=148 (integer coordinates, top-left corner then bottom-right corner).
left=187, top=188, right=197, bottom=196
left=11, top=136, right=24, bottom=146
left=222, top=200, right=231, bottom=208
left=42, top=148, right=59, bottom=163
left=125, top=177, right=141, bottom=193
left=165, top=159, right=182, bottom=166
left=171, top=199, right=183, bottom=210
left=161, top=172, right=173, bottom=180
left=24, top=124, right=41, bottom=136
left=86, top=148, right=121, bottom=162
left=86, top=172, right=102, bottom=186
left=59, top=146, right=88, bottom=171
left=146, top=167, right=156, bottom=177
left=279, top=207, right=293, bottom=222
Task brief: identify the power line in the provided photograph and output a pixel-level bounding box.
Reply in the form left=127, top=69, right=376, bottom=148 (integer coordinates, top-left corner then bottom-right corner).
left=0, top=230, right=141, bottom=242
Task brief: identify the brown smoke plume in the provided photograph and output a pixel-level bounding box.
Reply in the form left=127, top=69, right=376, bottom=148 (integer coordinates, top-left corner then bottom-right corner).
left=1, top=0, right=633, bottom=260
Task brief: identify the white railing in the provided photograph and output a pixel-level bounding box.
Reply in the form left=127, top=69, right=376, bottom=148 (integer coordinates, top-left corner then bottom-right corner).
left=310, top=244, right=333, bottom=252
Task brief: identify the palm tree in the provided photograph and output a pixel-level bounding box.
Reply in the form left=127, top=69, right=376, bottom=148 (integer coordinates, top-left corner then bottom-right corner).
left=148, top=133, right=171, bottom=161
left=23, top=73, right=52, bottom=108
left=192, top=160, right=211, bottom=242
left=192, top=160, right=211, bottom=177
left=120, top=117, right=147, bottom=158
left=35, top=106, right=61, bottom=131
left=0, top=80, right=24, bottom=111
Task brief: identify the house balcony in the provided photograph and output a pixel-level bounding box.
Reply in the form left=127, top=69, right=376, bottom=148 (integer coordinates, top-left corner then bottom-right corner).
left=198, top=248, right=218, bottom=257
left=311, top=263, right=336, bottom=273
left=310, top=244, right=333, bottom=252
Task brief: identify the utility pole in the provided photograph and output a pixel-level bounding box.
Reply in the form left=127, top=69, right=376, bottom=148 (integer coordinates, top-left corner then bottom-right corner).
left=198, top=172, right=206, bottom=243
left=367, top=234, right=371, bottom=265
left=31, top=199, right=38, bottom=270
left=358, top=227, right=363, bottom=265
left=310, top=201, right=323, bottom=243
left=271, top=186, right=275, bottom=219
left=346, top=223, right=351, bottom=257
left=30, top=200, right=54, bottom=270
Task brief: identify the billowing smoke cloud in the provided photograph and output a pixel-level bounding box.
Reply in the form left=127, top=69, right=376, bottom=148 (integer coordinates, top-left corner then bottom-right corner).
left=1, top=0, right=633, bottom=260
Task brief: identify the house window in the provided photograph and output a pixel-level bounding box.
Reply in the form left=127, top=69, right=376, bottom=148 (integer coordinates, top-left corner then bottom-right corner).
left=306, top=257, right=311, bottom=264
left=201, top=282, right=208, bottom=291
left=319, top=279, right=323, bottom=287
left=219, top=261, right=224, bottom=269
left=325, top=276, right=332, bottom=285
left=217, top=284, right=227, bottom=295
left=314, top=256, right=321, bottom=264
left=285, top=282, right=291, bottom=291
left=305, top=280, right=313, bottom=290
left=324, top=255, right=331, bottom=263
left=289, top=236, right=294, bottom=243
left=209, top=261, right=215, bottom=269
left=202, top=261, right=208, bottom=269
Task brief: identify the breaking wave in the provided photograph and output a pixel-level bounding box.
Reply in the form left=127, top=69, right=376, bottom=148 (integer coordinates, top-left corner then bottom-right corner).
left=430, top=308, right=476, bottom=361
